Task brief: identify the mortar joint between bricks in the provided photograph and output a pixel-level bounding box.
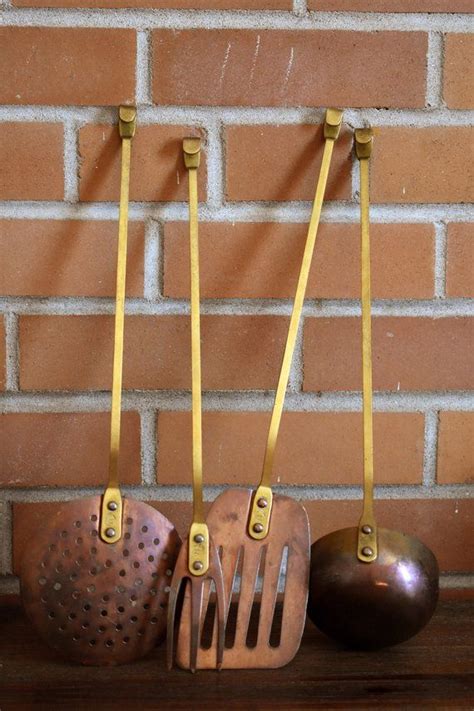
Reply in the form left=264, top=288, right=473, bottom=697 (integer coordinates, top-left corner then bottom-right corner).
left=4, top=312, right=19, bottom=392
left=422, top=410, right=440, bottom=488
left=426, top=31, right=445, bottom=110
left=0, top=9, right=472, bottom=32
left=136, top=29, right=153, bottom=107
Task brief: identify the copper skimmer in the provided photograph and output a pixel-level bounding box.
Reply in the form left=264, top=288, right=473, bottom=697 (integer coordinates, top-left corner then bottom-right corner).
left=20, top=106, right=181, bottom=665
left=167, top=138, right=226, bottom=673
left=174, top=108, right=344, bottom=670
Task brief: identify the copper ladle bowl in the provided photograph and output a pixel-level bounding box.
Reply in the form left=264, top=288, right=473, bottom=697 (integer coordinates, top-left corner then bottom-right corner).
left=308, top=526, right=439, bottom=649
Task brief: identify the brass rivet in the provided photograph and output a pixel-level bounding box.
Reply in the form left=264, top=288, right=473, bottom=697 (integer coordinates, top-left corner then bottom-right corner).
left=105, top=528, right=116, bottom=538
left=253, top=523, right=264, bottom=534
left=361, top=525, right=372, bottom=535
left=194, top=534, right=205, bottom=544
left=192, top=561, right=203, bottom=571
left=362, top=546, right=373, bottom=557
left=257, top=498, right=268, bottom=508
left=107, top=501, right=118, bottom=512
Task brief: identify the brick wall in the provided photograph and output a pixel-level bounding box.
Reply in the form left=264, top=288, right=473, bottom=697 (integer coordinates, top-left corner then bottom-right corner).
left=0, top=3, right=473, bottom=594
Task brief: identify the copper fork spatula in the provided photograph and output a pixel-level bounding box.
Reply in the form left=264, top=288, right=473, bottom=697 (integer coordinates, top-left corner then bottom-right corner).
left=167, top=138, right=226, bottom=672
left=175, top=108, right=344, bottom=669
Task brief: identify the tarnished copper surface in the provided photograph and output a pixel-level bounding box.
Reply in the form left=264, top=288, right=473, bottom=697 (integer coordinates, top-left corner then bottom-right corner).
left=174, top=488, right=310, bottom=669
left=308, top=526, right=439, bottom=649
left=21, top=496, right=181, bottom=665
left=167, top=533, right=225, bottom=672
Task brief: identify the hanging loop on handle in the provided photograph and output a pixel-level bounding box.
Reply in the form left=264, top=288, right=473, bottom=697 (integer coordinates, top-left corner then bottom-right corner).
left=355, top=127, right=378, bottom=564
left=100, top=105, right=136, bottom=544
left=183, top=137, right=209, bottom=576
left=248, top=108, right=343, bottom=540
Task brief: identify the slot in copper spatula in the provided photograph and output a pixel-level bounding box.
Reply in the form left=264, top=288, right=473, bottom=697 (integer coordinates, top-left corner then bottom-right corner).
left=174, top=108, right=344, bottom=670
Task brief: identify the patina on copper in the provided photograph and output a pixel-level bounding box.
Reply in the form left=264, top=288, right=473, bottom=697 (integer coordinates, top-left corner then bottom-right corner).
left=308, top=526, right=439, bottom=649
left=21, top=496, right=181, bottom=665
left=174, top=488, right=310, bottom=669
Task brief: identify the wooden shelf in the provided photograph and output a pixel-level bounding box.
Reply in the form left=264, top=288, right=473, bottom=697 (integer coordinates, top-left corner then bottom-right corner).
left=1, top=595, right=473, bottom=709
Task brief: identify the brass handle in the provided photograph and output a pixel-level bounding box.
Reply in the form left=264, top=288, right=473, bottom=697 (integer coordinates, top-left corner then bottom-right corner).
left=100, top=105, right=136, bottom=544
left=355, top=128, right=378, bottom=563
left=248, top=108, right=344, bottom=540
left=183, top=137, right=210, bottom=576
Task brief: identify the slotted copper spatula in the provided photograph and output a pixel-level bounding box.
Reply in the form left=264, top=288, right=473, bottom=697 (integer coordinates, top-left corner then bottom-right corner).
left=167, top=138, right=226, bottom=673
left=175, top=108, right=344, bottom=669
left=20, top=107, right=181, bottom=665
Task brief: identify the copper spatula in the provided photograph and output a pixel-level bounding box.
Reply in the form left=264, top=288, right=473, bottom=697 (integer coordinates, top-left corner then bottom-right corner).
left=175, top=108, right=344, bottom=669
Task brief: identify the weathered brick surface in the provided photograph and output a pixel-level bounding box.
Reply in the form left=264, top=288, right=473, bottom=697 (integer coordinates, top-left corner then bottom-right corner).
left=444, top=35, right=474, bottom=110
left=0, top=412, right=141, bottom=487
left=0, top=124, right=64, bottom=201
left=157, top=411, right=424, bottom=485
left=226, top=125, right=352, bottom=202
left=19, top=315, right=288, bottom=391
left=164, top=222, right=435, bottom=299
left=79, top=125, right=207, bottom=202
left=371, top=128, right=474, bottom=204
left=0, top=221, right=144, bottom=297
left=152, top=30, right=427, bottom=108
left=0, top=28, right=135, bottom=106
left=304, top=317, right=474, bottom=392
left=437, top=412, right=474, bottom=485
left=446, top=224, right=474, bottom=298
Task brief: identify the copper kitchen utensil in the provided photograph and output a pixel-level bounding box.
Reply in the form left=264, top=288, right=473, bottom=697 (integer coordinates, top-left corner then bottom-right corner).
left=307, top=127, right=439, bottom=650
left=20, top=106, right=181, bottom=665
left=175, top=109, right=344, bottom=670
left=167, top=138, right=226, bottom=673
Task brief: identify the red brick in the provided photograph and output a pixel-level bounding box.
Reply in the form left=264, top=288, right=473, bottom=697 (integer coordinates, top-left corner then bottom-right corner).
left=0, top=124, right=63, bottom=201
left=437, top=412, right=474, bottom=485
left=79, top=125, right=206, bottom=202
left=152, top=30, right=427, bottom=108
left=444, top=35, right=474, bottom=109
left=0, top=220, right=144, bottom=298
left=0, top=412, right=141, bottom=488
left=310, top=0, right=472, bottom=10
left=19, top=315, right=287, bottom=391
left=446, top=224, right=474, bottom=298
left=0, top=318, right=5, bottom=390
left=0, top=28, right=135, bottom=106
left=304, top=317, right=474, bottom=392
left=372, top=128, right=474, bottom=204
left=164, top=222, right=435, bottom=299
left=226, top=125, right=352, bottom=202
left=12, top=498, right=474, bottom=574
left=157, top=411, right=424, bottom=486
left=13, top=0, right=289, bottom=6
left=303, top=498, right=474, bottom=573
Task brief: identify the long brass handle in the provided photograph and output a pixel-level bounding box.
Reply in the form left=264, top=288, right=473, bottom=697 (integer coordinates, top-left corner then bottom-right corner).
left=248, top=108, right=344, bottom=540
left=355, top=127, right=378, bottom=563
left=100, top=105, right=136, bottom=544
left=183, top=137, right=209, bottom=576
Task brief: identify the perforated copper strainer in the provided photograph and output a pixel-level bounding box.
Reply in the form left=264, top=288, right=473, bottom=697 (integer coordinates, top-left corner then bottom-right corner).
left=20, top=106, right=181, bottom=665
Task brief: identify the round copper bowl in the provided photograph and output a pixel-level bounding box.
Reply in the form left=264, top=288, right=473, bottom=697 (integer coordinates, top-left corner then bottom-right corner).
left=308, top=526, right=439, bottom=649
